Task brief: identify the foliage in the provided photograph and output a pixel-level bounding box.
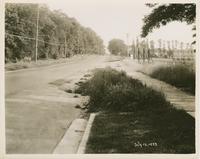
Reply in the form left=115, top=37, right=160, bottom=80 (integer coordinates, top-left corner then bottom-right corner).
left=76, top=67, right=171, bottom=112
left=141, top=3, right=196, bottom=37
left=145, top=3, right=158, bottom=8
left=5, top=3, right=105, bottom=62
left=108, top=39, right=127, bottom=55
left=150, top=65, right=195, bottom=95
left=75, top=68, right=195, bottom=153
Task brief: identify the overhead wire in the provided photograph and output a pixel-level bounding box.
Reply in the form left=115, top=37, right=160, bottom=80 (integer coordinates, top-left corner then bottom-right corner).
left=5, top=32, right=64, bottom=46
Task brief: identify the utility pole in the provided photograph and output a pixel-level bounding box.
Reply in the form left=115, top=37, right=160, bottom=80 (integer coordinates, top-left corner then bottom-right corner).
left=126, top=33, right=129, bottom=57
left=64, top=36, right=66, bottom=57
left=35, top=4, right=40, bottom=63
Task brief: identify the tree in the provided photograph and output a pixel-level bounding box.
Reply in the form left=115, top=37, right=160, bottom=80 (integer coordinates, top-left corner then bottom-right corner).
left=108, top=39, right=127, bottom=55
left=5, top=3, right=38, bottom=62
left=141, top=3, right=196, bottom=37
left=5, top=3, right=105, bottom=62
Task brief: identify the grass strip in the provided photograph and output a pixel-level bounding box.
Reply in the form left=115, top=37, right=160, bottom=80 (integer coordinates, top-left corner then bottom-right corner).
left=149, top=65, right=195, bottom=95
left=86, top=111, right=194, bottom=153
left=75, top=67, right=195, bottom=153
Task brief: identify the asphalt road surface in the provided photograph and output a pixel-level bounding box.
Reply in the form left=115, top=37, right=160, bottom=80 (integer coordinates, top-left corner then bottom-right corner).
left=5, top=54, right=112, bottom=153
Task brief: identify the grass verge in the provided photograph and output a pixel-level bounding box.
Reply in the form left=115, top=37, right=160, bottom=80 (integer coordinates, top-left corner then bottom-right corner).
left=149, top=65, right=195, bottom=95
left=5, top=54, right=87, bottom=71
left=86, top=111, right=194, bottom=153
left=76, top=67, right=195, bottom=153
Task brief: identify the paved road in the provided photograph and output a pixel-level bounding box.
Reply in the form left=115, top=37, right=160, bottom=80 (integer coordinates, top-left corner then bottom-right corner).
left=5, top=55, right=110, bottom=153
left=6, top=55, right=104, bottom=96
left=5, top=55, right=195, bottom=153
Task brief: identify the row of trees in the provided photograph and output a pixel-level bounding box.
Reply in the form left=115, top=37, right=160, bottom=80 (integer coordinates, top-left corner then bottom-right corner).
left=5, top=3, right=105, bottom=63
left=108, top=3, right=196, bottom=57
left=108, top=37, right=195, bottom=59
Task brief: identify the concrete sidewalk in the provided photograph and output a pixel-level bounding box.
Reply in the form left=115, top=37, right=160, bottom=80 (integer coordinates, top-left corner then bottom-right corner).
left=119, top=59, right=195, bottom=118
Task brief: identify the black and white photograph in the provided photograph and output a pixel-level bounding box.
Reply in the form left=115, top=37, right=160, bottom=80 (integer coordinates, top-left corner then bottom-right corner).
left=0, top=0, right=199, bottom=158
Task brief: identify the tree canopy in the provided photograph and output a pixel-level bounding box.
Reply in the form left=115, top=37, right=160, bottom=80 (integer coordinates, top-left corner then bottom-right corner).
left=141, top=3, right=196, bottom=37
left=5, top=3, right=105, bottom=62
left=108, top=39, right=127, bottom=55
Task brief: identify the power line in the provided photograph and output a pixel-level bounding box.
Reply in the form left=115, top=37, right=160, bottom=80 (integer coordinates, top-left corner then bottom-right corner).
left=5, top=20, right=36, bottom=26
left=38, top=39, right=63, bottom=46
left=5, top=32, right=64, bottom=46
left=19, top=19, right=37, bottom=26
left=5, top=32, right=36, bottom=40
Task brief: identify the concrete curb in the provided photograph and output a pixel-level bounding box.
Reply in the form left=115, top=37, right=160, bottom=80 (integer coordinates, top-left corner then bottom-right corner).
left=77, top=113, right=96, bottom=154
left=53, top=118, right=87, bottom=154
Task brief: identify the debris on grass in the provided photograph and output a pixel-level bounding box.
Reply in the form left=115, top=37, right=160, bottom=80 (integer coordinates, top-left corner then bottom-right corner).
left=84, top=74, right=92, bottom=78
left=75, top=104, right=81, bottom=109
left=80, top=77, right=87, bottom=81
left=75, top=104, right=87, bottom=110
left=75, top=81, right=84, bottom=86
left=65, top=89, right=73, bottom=93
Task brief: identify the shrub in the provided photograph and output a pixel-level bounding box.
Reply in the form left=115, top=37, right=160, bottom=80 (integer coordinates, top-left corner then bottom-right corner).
left=77, top=67, right=195, bottom=153
left=150, top=65, right=195, bottom=95
left=76, top=67, right=172, bottom=112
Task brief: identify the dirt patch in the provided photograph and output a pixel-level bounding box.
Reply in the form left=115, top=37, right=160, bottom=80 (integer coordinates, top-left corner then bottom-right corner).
left=49, top=79, right=72, bottom=86
left=65, top=89, right=73, bottom=93
left=84, top=74, right=92, bottom=78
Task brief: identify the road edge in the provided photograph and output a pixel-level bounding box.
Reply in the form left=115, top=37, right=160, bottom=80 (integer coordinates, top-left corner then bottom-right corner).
left=76, top=113, right=96, bottom=154
left=53, top=118, right=87, bottom=154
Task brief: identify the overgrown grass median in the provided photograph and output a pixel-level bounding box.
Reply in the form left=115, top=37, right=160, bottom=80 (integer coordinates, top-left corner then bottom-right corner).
left=76, top=67, right=195, bottom=153
left=149, top=65, right=195, bottom=95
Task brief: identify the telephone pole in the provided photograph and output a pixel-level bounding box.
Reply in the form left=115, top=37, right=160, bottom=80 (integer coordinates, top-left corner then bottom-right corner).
left=126, top=33, right=129, bottom=56
left=35, top=4, right=40, bottom=63
left=64, top=36, right=66, bottom=57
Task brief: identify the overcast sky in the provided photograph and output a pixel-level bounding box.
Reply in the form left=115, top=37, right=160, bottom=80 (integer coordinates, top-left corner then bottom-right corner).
left=46, top=0, right=194, bottom=48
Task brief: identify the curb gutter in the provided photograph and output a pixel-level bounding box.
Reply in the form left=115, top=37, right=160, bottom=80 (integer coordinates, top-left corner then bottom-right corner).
left=77, top=113, right=96, bottom=154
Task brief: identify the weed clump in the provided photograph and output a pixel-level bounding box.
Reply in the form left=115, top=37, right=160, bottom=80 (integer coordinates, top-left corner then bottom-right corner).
left=65, top=89, right=73, bottom=93
left=150, top=65, right=195, bottom=95
left=76, top=67, right=172, bottom=112
left=78, top=67, right=195, bottom=153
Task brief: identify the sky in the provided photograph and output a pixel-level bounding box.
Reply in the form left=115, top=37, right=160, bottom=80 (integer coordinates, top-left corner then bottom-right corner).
left=46, top=0, right=194, bottom=48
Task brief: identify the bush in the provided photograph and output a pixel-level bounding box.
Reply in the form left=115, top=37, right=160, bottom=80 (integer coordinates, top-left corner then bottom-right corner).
left=77, top=67, right=195, bottom=153
left=76, top=67, right=172, bottom=112
left=150, top=65, right=195, bottom=95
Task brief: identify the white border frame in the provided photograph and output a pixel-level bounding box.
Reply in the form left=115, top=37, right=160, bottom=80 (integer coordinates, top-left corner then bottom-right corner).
left=1, top=0, right=199, bottom=159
